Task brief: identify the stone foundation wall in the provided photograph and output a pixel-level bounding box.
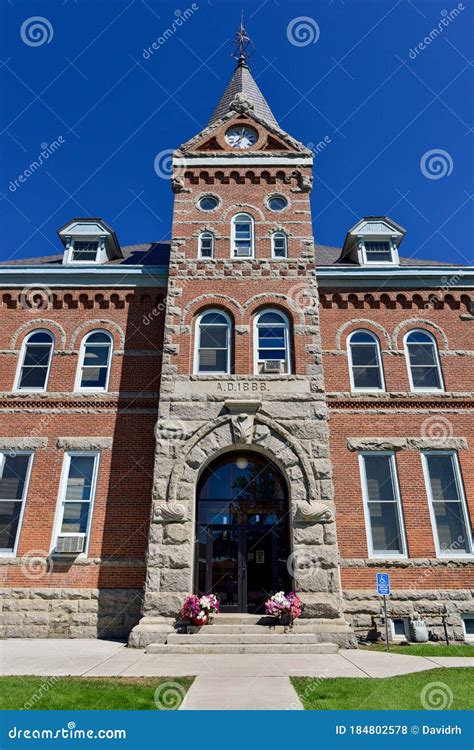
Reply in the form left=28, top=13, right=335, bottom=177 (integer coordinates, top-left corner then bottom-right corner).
left=0, top=589, right=143, bottom=639
left=343, top=589, right=474, bottom=642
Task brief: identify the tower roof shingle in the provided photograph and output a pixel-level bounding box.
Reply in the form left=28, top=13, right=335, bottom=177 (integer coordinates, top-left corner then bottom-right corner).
left=208, top=60, right=278, bottom=128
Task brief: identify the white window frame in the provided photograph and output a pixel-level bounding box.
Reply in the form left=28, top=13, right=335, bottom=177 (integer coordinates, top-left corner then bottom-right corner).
left=74, top=330, right=113, bottom=393
left=358, top=451, right=408, bottom=559
left=390, top=617, right=410, bottom=641
left=271, top=231, right=288, bottom=259
left=198, top=231, right=215, bottom=259
left=13, top=330, right=54, bottom=393
left=194, top=309, right=231, bottom=375
left=253, top=309, right=291, bottom=375
left=70, top=239, right=100, bottom=264
left=231, top=213, right=254, bottom=259
left=404, top=329, right=444, bottom=393
left=460, top=614, right=474, bottom=642
left=361, top=238, right=397, bottom=265
left=0, top=451, right=34, bottom=557
left=51, top=451, right=100, bottom=558
left=347, top=329, right=385, bottom=392
left=421, top=450, right=473, bottom=559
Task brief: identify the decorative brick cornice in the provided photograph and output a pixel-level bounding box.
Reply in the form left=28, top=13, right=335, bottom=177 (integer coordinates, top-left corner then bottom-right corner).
left=319, top=290, right=472, bottom=312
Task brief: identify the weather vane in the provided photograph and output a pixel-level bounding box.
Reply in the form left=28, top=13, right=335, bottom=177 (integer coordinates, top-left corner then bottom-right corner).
left=231, top=12, right=254, bottom=65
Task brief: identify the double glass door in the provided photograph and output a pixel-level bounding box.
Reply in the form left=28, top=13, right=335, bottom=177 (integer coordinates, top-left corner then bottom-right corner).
left=195, top=453, right=291, bottom=613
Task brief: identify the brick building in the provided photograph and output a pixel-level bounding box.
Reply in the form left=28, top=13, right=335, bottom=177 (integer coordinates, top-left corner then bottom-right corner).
left=0, top=44, right=473, bottom=650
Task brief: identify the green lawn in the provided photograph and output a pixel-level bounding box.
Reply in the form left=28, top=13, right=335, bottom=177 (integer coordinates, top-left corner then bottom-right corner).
left=0, top=676, right=193, bottom=710
left=360, top=643, right=474, bottom=657
left=292, top=668, right=474, bottom=710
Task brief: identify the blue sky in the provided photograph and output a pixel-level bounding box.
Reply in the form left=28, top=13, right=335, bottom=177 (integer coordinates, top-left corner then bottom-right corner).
left=1, top=0, right=473, bottom=265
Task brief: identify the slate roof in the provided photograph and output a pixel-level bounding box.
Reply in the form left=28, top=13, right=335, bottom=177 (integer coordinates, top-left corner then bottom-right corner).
left=208, top=60, right=278, bottom=127
left=0, top=242, right=453, bottom=268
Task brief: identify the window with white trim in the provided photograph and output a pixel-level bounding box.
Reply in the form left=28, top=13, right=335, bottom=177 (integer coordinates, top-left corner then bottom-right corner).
left=199, top=231, right=214, bottom=258
left=53, top=452, right=99, bottom=555
left=347, top=330, right=385, bottom=391
left=391, top=617, right=409, bottom=640
left=272, top=231, right=288, bottom=258
left=404, top=330, right=443, bottom=391
left=15, top=330, right=54, bottom=392
left=461, top=614, right=474, bottom=641
left=71, top=240, right=99, bottom=262
left=195, top=310, right=231, bottom=374
left=254, top=309, right=291, bottom=374
left=359, top=452, right=406, bottom=557
left=422, top=451, right=472, bottom=556
left=0, top=452, right=33, bottom=554
left=76, top=331, right=113, bottom=391
left=231, top=213, right=254, bottom=258
left=363, top=241, right=393, bottom=263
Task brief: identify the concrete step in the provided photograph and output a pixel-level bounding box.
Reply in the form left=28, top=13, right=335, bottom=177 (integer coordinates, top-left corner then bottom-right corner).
left=146, top=642, right=339, bottom=655
left=168, top=633, right=328, bottom=645
left=184, top=624, right=350, bottom=634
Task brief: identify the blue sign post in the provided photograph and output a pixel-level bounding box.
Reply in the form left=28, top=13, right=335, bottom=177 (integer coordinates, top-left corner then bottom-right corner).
left=376, top=573, right=391, bottom=650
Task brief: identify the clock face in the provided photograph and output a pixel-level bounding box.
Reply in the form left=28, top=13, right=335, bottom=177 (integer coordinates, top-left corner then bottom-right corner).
left=225, top=126, right=258, bottom=149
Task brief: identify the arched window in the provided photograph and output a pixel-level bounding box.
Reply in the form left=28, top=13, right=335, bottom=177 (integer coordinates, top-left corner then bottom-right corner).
left=255, top=309, right=291, bottom=374
left=195, top=310, right=231, bottom=374
left=15, top=330, right=54, bottom=391
left=347, top=330, right=385, bottom=391
left=76, top=331, right=113, bottom=391
left=272, top=231, right=288, bottom=258
left=199, top=231, right=214, bottom=258
left=231, top=213, right=254, bottom=258
left=404, top=330, right=443, bottom=391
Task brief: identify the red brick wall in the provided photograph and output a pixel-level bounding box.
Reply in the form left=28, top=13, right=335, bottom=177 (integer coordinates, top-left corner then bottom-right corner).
left=0, top=287, right=165, bottom=589
left=319, top=288, right=474, bottom=591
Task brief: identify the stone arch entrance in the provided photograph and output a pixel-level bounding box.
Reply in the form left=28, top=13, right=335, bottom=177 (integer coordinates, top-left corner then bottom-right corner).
left=195, top=451, right=291, bottom=613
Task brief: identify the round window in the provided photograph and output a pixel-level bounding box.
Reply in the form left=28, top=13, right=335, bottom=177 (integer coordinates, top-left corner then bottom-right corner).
left=267, top=195, right=288, bottom=212
left=198, top=195, right=219, bottom=211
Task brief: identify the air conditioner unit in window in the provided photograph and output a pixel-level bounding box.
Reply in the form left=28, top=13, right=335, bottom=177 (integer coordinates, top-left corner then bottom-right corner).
left=263, top=359, right=283, bottom=373
left=55, top=535, right=85, bottom=554
left=234, top=247, right=251, bottom=257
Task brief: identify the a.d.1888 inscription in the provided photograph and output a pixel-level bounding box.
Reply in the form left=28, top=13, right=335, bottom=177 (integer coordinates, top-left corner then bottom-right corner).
left=174, top=379, right=310, bottom=395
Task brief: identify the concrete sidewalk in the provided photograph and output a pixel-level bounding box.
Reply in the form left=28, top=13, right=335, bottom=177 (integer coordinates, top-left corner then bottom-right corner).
left=1, top=640, right=472, bottom=710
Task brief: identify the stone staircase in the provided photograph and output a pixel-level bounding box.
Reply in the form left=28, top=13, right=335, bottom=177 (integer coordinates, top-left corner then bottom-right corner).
left=143, top=614, right=355, bottom=654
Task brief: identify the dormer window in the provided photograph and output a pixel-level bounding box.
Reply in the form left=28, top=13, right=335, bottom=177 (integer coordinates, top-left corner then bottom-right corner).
left=340, top=217, right=405, bottom=266
left=363, top=241, right=393, bottom=263
left=71, top=240, right=100, bottom=263
left=57, top=218, right=122, bottom=266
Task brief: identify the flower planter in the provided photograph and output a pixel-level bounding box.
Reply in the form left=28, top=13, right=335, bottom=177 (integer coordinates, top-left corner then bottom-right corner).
left=192, top=615, right=209, bottom=626
left=279, top=612, right=292, bottom=626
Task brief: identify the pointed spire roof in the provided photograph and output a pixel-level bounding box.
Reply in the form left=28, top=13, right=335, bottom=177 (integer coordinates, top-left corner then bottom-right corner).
left=208, top=18, right=278, bottom=128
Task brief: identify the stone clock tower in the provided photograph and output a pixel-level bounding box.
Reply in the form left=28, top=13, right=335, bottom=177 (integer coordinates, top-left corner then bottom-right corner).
left=130, top=28, right=356, bottom=649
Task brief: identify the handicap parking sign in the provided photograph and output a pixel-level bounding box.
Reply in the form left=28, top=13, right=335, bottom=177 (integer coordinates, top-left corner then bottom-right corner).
left=376, top=572, right=391, bottom=595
